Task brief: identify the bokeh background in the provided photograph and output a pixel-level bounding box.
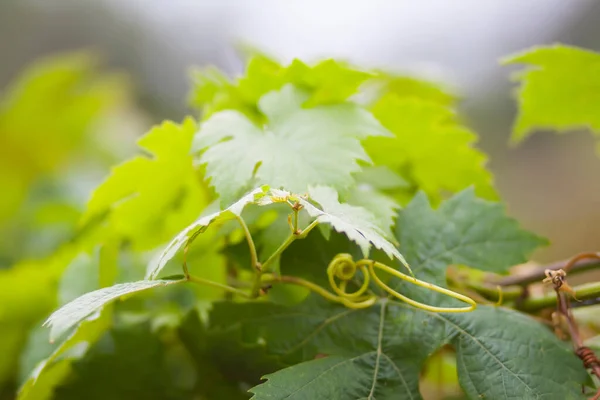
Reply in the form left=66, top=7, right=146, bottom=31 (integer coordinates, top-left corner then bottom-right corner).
left=1, top=1, right=600, bottom=399
left=3, top=0, right=599, bottom=263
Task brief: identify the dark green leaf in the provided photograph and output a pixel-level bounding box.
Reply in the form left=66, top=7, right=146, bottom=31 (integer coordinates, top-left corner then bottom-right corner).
left=396, top=189, right=547, bottom=286
left=239, top=191, right=582, bottom=399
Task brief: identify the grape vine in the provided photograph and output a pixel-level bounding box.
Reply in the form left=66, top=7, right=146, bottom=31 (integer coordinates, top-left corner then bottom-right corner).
left=5, top=44, right=599, bottom=400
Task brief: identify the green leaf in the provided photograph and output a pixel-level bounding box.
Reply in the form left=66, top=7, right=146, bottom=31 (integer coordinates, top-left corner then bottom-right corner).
left=81, top=118, right=210, bottom=250
left=43, top=280, right=183, bottom=342
left=365, top=95, right=496, bottom=202
left=250, top=355, right=372, bottom=399
left=396, top=188, right=547, bottom=285
left=443, top=307, right=586, bottom=399
left=179, top=309, right=282, bottom=398
left=299, top=186, right=406, bottom=266
left=146, top=186, right=269, bottom=279
left=52, top=321, right=190, bottom=400
left=224, top=191, right=576, bottom=399
left=193, top=84, right=390, bottom=203
left=248, top=302, right=586, bottom=400
left=503, top=44, right=600, bottom=143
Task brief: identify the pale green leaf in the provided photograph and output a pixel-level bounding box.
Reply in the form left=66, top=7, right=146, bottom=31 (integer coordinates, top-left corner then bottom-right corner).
left=299, top=186, right=406, bottom=266
left=43, top=280, right=183, bottom=342
left=365, top=95, right=496, bottom=202
left=193, top=84, right=390, bottom=203
left=343, top=186, right=400, bottom=238
left=503, top=44, right=600, bottom=142
left=353, top=165, right=410, bottom=191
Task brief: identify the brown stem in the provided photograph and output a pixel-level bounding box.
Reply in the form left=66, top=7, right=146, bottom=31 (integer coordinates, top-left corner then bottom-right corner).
left=496, top=252, right=600, bottom=287
left=548, top=259, right=600, bottom=399
left=516, top=281, right=600, bottom=312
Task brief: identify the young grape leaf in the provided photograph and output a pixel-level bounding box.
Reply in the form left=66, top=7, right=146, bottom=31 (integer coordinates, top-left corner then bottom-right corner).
left=376, top=74, right=456, bottom=106
left=282, top=58, right=372, bottom=107
left=192, top=84, right=391, bottom=204
left=189, top=55, right=372, bottom=121
left=209, top=190, right=579, bottom=399
left=146, top=186, right=270, bottom=279
left=43, top=280, right=183, bottom=342
left=503, top=44, right=600, bottom=143
left=299, top=186, right=406, bottom=266
left=81, top=118, right=210, bottom=250
left=364, top=95, right=496, bottom=202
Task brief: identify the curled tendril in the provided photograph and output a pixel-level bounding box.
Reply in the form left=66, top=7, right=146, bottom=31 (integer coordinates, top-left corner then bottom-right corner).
left=272, top=253, right=476, bottom=312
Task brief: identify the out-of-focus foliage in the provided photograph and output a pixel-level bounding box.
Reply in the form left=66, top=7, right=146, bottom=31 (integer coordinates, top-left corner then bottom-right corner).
left=82, top=118, right=211, bottom=250
left=0, top=53, right=133, bottom=396
left=0, top=52, right=129, bottom=263
left=364, top=94, right=496, bottom=203
left=504, top=44, right=600, bottom=147
left=190, top=56, right=372, bottom=122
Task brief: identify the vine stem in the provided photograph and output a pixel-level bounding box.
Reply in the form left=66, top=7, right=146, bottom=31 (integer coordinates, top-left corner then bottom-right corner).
left=556, top=291, right=600, bottom=400
left=517, top=281, right=600, bottom=312
left=261, top=218, right=320, bottom=273
left=495, top=252, right=600, bottom=287
left=541, top=253, right=600, bottom=399
left=187, top=274, right=251, bottom=298
left=261, top=273, right=376, bottom=309
left=457, top=279, right=600, bottom=312
left=235, top=215, right=263, bottom=298
left=250, top=216, right=321, bottom=298
left=235, top=215, right=258, bottom=270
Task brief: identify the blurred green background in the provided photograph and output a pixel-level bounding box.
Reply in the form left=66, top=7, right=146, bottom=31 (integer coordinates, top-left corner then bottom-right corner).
left=1, top=1, right=600, bottom=399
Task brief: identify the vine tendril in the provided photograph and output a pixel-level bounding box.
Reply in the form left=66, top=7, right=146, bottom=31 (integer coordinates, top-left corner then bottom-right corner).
left=265, top=254, right=476, bottom=313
